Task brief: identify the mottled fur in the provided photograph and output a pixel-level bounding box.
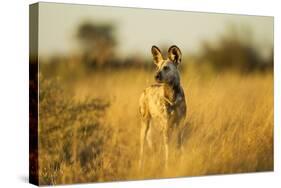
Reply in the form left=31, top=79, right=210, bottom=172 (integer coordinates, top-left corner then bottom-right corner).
left=139, top=45, right=187, bottom=170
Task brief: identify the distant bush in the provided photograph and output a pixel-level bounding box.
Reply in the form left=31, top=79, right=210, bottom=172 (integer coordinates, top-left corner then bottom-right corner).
left=198, top=26, right=273, bottom=73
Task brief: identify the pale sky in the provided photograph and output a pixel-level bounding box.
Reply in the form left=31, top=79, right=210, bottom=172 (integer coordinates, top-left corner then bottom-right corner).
left=38, top=2, right=273, bottom=59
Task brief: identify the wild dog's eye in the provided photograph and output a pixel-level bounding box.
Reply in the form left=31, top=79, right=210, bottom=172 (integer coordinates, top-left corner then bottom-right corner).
left=163, top=66, right=169, bottom=71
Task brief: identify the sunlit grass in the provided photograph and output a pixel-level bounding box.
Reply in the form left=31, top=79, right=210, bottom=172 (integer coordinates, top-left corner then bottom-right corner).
left=38, top=65, right=273, bottom=185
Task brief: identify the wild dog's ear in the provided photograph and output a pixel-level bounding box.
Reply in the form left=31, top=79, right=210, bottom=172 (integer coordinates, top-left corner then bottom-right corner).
left=151, top=45, right=163, bottom=66
left=168, top=45, right=182, bottom=66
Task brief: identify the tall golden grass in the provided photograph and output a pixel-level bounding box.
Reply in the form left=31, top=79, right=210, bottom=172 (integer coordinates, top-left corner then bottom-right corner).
left=38, top=64, right=273, bottom=185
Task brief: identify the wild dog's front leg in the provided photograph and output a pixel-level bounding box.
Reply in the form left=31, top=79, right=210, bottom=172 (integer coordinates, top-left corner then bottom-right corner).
left=162, top=120, right=170, bottom=170
left=139, top=119, right=150, bottom=171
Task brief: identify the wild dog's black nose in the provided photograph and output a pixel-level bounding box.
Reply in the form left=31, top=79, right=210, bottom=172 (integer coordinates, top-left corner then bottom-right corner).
left=154, top=74, right=159, bottom=80
left=155, top=72, right=161, bottom=80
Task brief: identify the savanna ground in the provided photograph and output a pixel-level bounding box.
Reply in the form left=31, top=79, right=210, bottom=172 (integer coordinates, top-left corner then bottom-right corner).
left=38, top=62, right=273, bottom=185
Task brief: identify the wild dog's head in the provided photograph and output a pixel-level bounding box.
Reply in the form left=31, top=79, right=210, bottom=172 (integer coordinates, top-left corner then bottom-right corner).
left=151, top=45, right=182, bottom=86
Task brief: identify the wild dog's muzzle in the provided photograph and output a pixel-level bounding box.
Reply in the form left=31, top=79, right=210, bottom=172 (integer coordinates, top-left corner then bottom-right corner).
left=154, top=72, right=162, bottom=82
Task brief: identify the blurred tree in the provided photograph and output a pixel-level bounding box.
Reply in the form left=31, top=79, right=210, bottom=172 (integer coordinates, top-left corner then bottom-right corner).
left=77, top=22, right=117, bottom=67
left=199, top=24, right=273, bottom=73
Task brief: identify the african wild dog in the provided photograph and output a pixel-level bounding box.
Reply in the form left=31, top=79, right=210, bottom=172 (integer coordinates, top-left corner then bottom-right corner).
left=139, top=45, right=187, bottom=170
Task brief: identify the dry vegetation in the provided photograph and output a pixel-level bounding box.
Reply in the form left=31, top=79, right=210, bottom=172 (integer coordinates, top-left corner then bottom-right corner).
left=38, top=64, right=273, bottom=185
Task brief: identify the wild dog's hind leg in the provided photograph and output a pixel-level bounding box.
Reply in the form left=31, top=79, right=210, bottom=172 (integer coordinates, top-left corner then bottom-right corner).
left=139, top=118, right=150, bottom=171
left=177, top=120, right=186, bottom=163
left=176, top=126, right=183, bottom=151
